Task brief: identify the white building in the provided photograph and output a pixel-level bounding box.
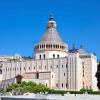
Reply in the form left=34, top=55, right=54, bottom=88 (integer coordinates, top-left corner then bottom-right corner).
left=0, top=54, right=22, bottom=62
left=0, top=16, right=98, bottom=91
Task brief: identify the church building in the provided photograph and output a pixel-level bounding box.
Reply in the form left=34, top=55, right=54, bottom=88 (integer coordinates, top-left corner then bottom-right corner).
left=0, top=16, right=97, bottom=91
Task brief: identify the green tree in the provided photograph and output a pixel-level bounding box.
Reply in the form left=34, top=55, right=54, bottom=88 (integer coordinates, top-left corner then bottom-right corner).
left=6, top=81, right=49, bottom=94
left=0, top=88, right=5, bottom=93
left=80, top=88, right=86, bottom=94
left=80, top=88, right=93, bottom=94
left=96, top=62, right=100, bottom=90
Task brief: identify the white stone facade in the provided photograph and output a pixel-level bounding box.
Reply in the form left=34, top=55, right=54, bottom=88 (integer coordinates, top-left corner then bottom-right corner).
left=0, top=53, right=97, bottom=91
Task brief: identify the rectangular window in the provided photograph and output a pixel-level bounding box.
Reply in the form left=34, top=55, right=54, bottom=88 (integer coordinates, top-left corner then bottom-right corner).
left=52, top=75, right=53, bottom=78
left=43, top=54, right=45, bottom=59
left=51, top=66, right=52, bottom=69
left=36, top=73, right=39, bottom=79
left=39, top=55, right=41, bottom=59
left=66, top=83, right=68, bottom=88
left=83, top=66, right=84, bottom=69
left=64, top=73, right=65, bottom=76
left=66, top=64, right=68, bottom=68
left=62, top=83, right=63, bottom=88
left=57, top=55, right=59, bottom=58
left=57, top=65, right=58, bottom=68
left=83, top=82, right=84, bottom=85
left=83, top=70, right=84, bottom=77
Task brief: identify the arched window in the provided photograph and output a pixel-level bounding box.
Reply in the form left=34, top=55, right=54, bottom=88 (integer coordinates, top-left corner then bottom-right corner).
left=66, top=83, right=68, bottom=88
left=44, top=44, right=45, bottom=48
left=53, top=45, right=55, bottom=48
left=83, top=66, right=84, bottom=69
left=53, top=54, right=55, bottom=58
left=43, top=54, right=45, bottom=59
left=51, top=66, right=52, bottom=69
left=57, top=55, right=59, bottom=58
left=66, top=64, right=68, bottom=68
left=48, top=45, right=50, bottom=48
left=51, top=45, right=52, bottom=48
left=83, top=82, right=84, bottom=85
left=42, top=45, right=43, bottom=48
left=83, top=73, right=84, bottom=77
left=56, top=45, right=57, bottom=48
left=46, top=45, right=48, bottom=48
left=45, top=66, right=46, bottom=69
left=52, top=75, right=53, bottom=78
left=57, top=65, right=58, bottom=68
left=16, top=75, right=22, bottom=84
left=29, top=67, right=31, bottom=70
left=0, top=69, right=2, bottom=74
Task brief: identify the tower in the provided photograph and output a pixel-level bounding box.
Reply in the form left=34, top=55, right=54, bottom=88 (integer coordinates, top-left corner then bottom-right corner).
left=34, top=16, right=68, bottom=60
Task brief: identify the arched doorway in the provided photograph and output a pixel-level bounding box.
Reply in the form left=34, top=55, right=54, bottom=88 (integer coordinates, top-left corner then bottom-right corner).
left=16, top=75, right=22, bottom=84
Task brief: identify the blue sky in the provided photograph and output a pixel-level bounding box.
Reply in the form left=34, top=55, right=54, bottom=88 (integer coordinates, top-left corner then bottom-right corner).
left=0, top=0, right=100, bottom=59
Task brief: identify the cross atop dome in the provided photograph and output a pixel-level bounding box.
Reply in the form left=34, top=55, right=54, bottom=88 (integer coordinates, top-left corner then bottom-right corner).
left=49, top=15, right=54, bottom=21
left=47, top=15, right=56, bottom=29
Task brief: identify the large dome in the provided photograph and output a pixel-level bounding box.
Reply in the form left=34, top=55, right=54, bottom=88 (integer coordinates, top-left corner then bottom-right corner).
left=40, top=28, right=63, bottom=43
left=40, top=16, right=64, bottom=44
left=34, top=16, right=68, bottom=53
